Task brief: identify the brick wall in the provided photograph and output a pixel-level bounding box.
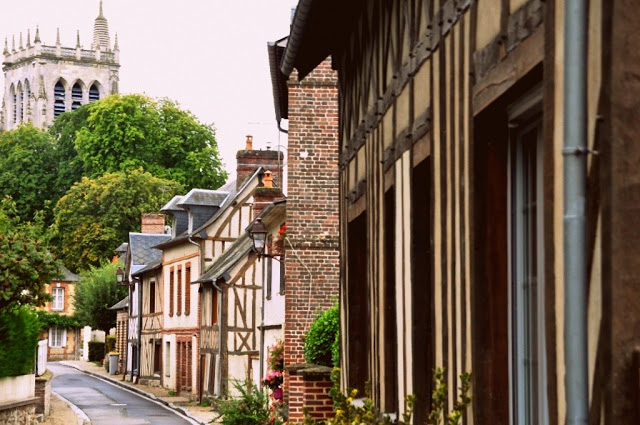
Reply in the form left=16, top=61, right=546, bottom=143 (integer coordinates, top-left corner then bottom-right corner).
left=287, top=365, right=334, bottom=422
left=284, top=57, right=340, bottom=393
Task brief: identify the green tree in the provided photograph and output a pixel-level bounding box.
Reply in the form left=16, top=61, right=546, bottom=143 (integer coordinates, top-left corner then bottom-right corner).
left=49, top=104, right=92, bottom=201
left=0, top=124, right=58, bottom=224
left=65, top=94, right=227, bottom=189
left=51, top=169, right=182, bottom=271
left=0, top=197, right=60, bottom=311
left=73, top=262, right=128, bottom=331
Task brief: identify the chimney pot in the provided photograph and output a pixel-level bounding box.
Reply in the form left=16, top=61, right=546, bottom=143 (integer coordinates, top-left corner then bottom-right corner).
left=264, top=170, right=273, bottom=188
left=245, top=135, right=253, bottom=150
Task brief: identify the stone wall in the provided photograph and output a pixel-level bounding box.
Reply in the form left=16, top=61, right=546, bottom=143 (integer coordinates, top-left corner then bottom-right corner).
left=0, top=402, right=37, bottom=425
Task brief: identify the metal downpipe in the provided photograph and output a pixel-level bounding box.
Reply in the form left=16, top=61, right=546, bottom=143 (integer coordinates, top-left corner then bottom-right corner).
left=563, top=0, right=589, bottom=424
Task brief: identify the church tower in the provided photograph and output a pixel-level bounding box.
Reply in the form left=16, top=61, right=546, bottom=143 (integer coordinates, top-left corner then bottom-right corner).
left=0, top=1, right=120, bottom=130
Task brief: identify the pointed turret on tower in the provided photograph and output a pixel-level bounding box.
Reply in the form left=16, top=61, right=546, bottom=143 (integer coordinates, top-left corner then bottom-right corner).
left=92, top=0, right=110, bottom=50
left=34, top=26, right=41, bottom=44
left=3, top=38, right=8, bottom=56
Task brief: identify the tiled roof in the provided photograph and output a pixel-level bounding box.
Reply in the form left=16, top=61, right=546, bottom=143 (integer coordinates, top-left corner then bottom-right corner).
left=178, top=188, right=229, bottom=207
left=59, top=265, right=79, bottom=282
left=109, top=295, right=129, bottom=310
left=129, top=233, right=171, bottom=268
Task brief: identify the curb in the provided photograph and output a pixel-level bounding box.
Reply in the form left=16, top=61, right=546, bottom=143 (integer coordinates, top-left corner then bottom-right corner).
left=58, top=361, right=206, bottom=425
left=52, top=390, right=91, bottom=425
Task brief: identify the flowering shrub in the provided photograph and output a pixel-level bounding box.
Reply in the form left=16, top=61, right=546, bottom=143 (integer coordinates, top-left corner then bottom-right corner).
left=214, top=380, right=284, bottom=425
left=262, top=370, right=284, bottom=390
left=267, top=339, right=284, bottom=372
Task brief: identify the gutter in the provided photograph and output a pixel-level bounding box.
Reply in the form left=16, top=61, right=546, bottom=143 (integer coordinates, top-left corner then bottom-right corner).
left=280, top=0, right=313, bottom=76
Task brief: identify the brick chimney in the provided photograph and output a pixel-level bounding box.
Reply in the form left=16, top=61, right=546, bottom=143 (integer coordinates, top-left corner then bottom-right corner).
left=141, top=213, right=166, bottom=234
left=253, top=172, right=284, bottom=218
left=236, top=135, right=284, bottom=191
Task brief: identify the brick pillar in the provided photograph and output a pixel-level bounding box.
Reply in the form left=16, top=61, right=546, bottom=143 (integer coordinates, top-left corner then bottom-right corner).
left=253, top=187, right=285, bottom=219
left=284, top=57, right=340, bottom=400
left=286, top=364, right=334, bottom=422
left=35, top=371, right=52, bottom=417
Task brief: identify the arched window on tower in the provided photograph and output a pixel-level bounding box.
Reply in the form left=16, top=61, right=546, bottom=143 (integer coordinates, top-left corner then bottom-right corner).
left=89, top=84, right=100, bottom=102
left=16, top=82, right=23, bottom=125
left=24, top=80, right=31, bottom=122
left=10, top=85, right=16, bottom=125
left=71, top=83, right=83, bottom=111
left=54, top=81, right=66, bottom=118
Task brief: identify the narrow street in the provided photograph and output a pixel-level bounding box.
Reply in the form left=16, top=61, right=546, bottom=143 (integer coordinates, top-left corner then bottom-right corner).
left=48, top=363, right=197, bottom=425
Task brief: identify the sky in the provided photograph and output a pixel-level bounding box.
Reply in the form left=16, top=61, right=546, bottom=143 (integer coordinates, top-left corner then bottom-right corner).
left=0, top=0, right=295, bottom=175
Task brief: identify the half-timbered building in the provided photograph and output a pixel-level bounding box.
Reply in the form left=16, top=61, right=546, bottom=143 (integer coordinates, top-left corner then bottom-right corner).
left=281, top=0, right=640, bottom=423
left=121, top=224, right=170, bottom=380
left=195, top=200, right=286, bottom=397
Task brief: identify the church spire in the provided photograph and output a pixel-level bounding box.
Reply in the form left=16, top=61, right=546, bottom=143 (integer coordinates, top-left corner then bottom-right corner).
left=76, top=30, right=81, bottom=48
left=3, top=38, right=8, bottom=55
left=113, top=33, right=119, bottom=51
left=26, top=29, right=31, bottom=48
left=92, top=0, right=110, bottom=51
left=34, top=26, right=41, bottom=44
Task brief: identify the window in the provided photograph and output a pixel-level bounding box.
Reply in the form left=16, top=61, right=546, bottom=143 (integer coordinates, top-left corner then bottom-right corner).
left=185, top=264, right=191, bottom=316
left=24, top=80, right=31, bottom=122
left=149, top=281, right=156, bottom=314
left=52, top=287, right=64, bottom=311
left=49, top=327, right=66, bottom=348
left=71, top=83, right=82, bottom=110
left=54, top=81, right=66, bottom=118
left=212, top=289, right=218, bottom=325
left=177, top=267, right=182, bottom=316
left=508, top=94, right=548, bottom=425
left=165, top=341, right=171, bottom=377
left=266, top=256, right=272, bottom=300
left=89, top=84, right=100, bottom=102
left=169, top=268, right=174, bottom=317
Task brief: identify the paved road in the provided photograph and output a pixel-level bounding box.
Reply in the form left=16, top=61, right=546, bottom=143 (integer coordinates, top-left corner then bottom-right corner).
left=49, top=362, right=196, bottom=425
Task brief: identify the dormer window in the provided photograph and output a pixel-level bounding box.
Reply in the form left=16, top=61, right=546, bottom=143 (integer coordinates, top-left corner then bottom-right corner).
left=54, top=81, right=66, bottom=118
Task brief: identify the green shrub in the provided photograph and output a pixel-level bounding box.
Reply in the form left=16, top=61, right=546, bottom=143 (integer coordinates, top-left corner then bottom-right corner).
left=304, top=304, right=339, bottom=367
left=0, top=307, right=42, bottom=377
left=88, top=341, right=105, bottom=362
left=214, top=380, right=284, bottom=425
left=105, top=334, right=116, bottom=353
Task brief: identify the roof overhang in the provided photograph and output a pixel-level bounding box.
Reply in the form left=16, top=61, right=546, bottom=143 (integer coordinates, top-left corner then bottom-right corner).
left=268, top=36, right=289, bottom=124
left=280, top=0, right=365, bottom=79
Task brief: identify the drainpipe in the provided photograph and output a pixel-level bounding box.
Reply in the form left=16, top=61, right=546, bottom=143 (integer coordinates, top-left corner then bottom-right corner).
left=213, top=278, right=224, bottom=397
left=136, top=277, right=142, bottom=383
left=563, top=0, right=588, bottom=424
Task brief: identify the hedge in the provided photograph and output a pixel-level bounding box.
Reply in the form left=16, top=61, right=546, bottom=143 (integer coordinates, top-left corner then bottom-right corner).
left=88, top=341, right=106, bottom=362
left=106, top=335, right=116, bottom=353
left=0, top=307, right=42, bottom=377
left=304, top=304, right=340, bottom=367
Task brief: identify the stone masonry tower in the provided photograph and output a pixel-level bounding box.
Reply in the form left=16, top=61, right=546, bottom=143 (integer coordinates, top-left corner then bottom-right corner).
left=0, top=0, right=120, bottom=130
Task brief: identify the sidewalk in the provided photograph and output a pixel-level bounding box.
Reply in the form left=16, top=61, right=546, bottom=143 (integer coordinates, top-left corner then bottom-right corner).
left=57, top=360, right=219, bottom=424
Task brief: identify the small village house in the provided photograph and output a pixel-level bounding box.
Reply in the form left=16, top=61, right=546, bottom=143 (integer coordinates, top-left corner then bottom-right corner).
left=40, top=266, right=80, bottom=360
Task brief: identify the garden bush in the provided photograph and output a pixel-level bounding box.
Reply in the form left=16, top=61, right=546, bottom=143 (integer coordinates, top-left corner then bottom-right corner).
left=214, top=380, right=284, bottom=425
left=304, top=304, right=339, bottom=367
left=0, top=306, right=42, bottom=377
left=106, top=334, right=116, bottom=353
left=88, top=340, right=106, bottom=362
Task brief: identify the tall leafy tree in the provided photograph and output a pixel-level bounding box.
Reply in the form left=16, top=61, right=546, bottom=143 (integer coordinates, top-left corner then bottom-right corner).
left=52, top=169, right=183, bottom=271
left=0, top=197, right=60, bottom=311
left=69, top=94, right=227, bottom=189
left=73, top=262, right=128, bottom=331
left=0, top=124, right=58, bottom=224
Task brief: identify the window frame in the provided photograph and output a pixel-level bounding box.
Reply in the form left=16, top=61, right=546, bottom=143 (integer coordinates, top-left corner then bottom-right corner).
left=507, top=87, right=549, bottom=425
left=48, top=327, right=66, bottom=348
left=52, top=287, right=64, bottom=311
